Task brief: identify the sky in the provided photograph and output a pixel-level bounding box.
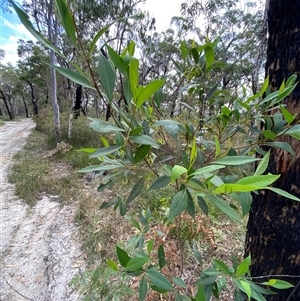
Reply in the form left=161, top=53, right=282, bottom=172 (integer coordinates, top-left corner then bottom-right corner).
left=0, top=0, right=182, bottom=65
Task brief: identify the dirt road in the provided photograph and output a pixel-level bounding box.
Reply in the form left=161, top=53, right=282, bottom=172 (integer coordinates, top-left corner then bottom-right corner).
left=0, top=119, right=83, bottom=301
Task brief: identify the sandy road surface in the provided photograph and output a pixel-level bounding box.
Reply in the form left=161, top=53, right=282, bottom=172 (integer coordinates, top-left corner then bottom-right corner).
left=0, top=119, right=84, bottom=301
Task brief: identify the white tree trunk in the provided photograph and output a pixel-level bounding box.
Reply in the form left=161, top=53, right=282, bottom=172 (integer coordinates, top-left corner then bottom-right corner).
left=48, top=0, right=61, bottom=143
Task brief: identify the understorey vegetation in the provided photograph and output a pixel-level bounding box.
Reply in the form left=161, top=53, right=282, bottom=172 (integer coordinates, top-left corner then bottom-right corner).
left=3, top=0, right=300, bottom=300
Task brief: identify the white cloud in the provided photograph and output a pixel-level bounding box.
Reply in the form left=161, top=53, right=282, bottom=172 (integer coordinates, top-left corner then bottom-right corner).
left=0, top=16, right=36, bottom=65
left=140, top=0, right=182, bottom=32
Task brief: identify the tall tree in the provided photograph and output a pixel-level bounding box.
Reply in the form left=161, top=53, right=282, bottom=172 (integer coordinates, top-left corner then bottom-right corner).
left=245, top=1, right=300, bottom=300
left=48, top=0, right=61, bottom=142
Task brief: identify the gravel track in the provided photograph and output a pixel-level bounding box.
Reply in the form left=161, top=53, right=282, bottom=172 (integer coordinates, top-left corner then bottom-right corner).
left=0, top=119, right=84, bottom=301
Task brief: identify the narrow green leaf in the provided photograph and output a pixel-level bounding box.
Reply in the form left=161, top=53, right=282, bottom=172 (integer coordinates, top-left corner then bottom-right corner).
left=10, top=1, right=62, bottom=56
left=123, top=77, right=133, bottom=103
left=133, top=145, right=151, bottom=163
left=236, top=174, right=280, bottom=187
left=77, top=164, right=121, bottom=173
left=52, top=66, right=95, bottom=89
left=76, top=147, right=98, bottom=154
left=136, top=80, right=165, bottom=108
left=97, top=54, right=116, bottom=101
left=55, top=0, right=77, bottom=44
left=280, top=105, right=297, bottom=125
left=99, top=197, right=119, bottom=209
left=139, top=276, right=148, bottom=301
left=147, top=239, right=154, bottom=254
left=115, top=132, right=125, bottom=146
left=119, top=199, right=127, bottom=216
left=197, top=196, right=209, bottom=216
left=267, top=187, right=300, bottom=201
left=195, top=284, right=206, bottom=301
left=149, top=176, right=171, bottom=190
left=213, top=259, right=230, bottom=274
left=214, top=156, right=260, bottom=166
left=207, top=195, right=241, bottom=222
left=168, top=189, right=188, bottom=222
left=259, top=90, right=278, bottom=105
left=126, top=257, right=150, bottom=271
left=262, top=130, right=276, bottom=140
left=277, top=83, right=297, bottom=102
left=127, top=177, right=145, bottom=203
left=230, top=192, right=252, bottom=217
left=191, top=165, right=225, bottom=176
left=180, top=41, right=188, bottom=60
left=107, top=45, right=128, bottom=76
left=187, top=190, right=195, bottom=219
left=153, top=88, right=163, bottom=107
left=127, top=40, right=136, bottom=55
left=205, top=46, right=214, bottom=70
left=154, top=120, right=182, bottom=126
left=285, top=124, right=300, bottom=140
left=146, top=269, right=173, bottom=291
left=262, top=279, right=294, bottom=289
left=89, top=146, right=122, bottom=158
left=88, top=117, right=125, bottom=133
left=158, top=245, right=166, bottom=269
left=129, top=58, right=139, bottom=101
left=236, top=256, right=251, bottom=277
left=107, top=259, right=118, bottom=270
left=173, top=277, right=187, bottom=289
left=254, top=150, right=270, bottom=175
left=240, top=280, right=252, bottom=301
left=265, top=141, right=294, bottom=156
left=130, top=135, right=159, bottom=148
left=286, top=74, right=298, bottom=86
left=260, top=77, right=269, bottom=94
left=129, top=218, right=141, bottom=231
left=116, top=246, right=130, bottom=267
left=171, top=165, right=187, bottom=183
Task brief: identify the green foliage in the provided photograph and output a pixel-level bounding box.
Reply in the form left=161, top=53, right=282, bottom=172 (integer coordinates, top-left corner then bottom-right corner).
left=11, top=0, right=300, bottom=299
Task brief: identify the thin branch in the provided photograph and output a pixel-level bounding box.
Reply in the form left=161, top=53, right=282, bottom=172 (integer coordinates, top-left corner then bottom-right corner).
left=286, top=279, right=300, bottom=301
left=3, top=277, right=37, bottom=301
left=250, top=274, right=300, bottom=279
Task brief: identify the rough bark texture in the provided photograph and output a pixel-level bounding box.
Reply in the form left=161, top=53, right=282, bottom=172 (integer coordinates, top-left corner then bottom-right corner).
left=245, top=1, right=300, bottom=300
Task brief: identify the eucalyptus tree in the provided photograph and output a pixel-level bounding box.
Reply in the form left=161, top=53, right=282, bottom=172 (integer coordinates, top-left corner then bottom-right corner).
left=180, top=0, right=265, bottom=95
left=0, top=63, right=17, bottom=119
left=245, top=0, right=300, bottom=300
left=17, top=40, right=50, bottom=115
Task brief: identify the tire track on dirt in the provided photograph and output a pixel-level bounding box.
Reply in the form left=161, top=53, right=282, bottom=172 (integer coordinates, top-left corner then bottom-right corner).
left=0, top=119, right=84, bottom=301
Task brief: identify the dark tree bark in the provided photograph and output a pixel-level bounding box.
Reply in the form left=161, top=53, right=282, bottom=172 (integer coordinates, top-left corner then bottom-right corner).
left=73, top=84, right=85, bottom=118
left=22, top=97, right=29, bottom=118
left=245, top=1, right=300, bottom=300
left=0, top=90, right=14, bottom=120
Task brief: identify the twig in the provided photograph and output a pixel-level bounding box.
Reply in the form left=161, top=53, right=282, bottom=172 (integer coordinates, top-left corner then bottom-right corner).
left=3, top=276, right=37, bottom=301
left=250, top=274, right=300, bottom=279
left=286, top=279, right=300, bottom=301
left=177, top=214, right=184, bottom=275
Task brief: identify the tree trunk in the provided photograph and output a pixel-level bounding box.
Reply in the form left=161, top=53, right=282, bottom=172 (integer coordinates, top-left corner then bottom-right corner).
left=0, top=90, right=14, bottom=120
left=28, top=82, right=38, bottom=115
left=251, top=0, right=269, bottom=95
left=22, top=97, right=29, bottom=118
left=245, top=1, right=300, bottom=300
left=48, top=0, right=61, bottom=142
